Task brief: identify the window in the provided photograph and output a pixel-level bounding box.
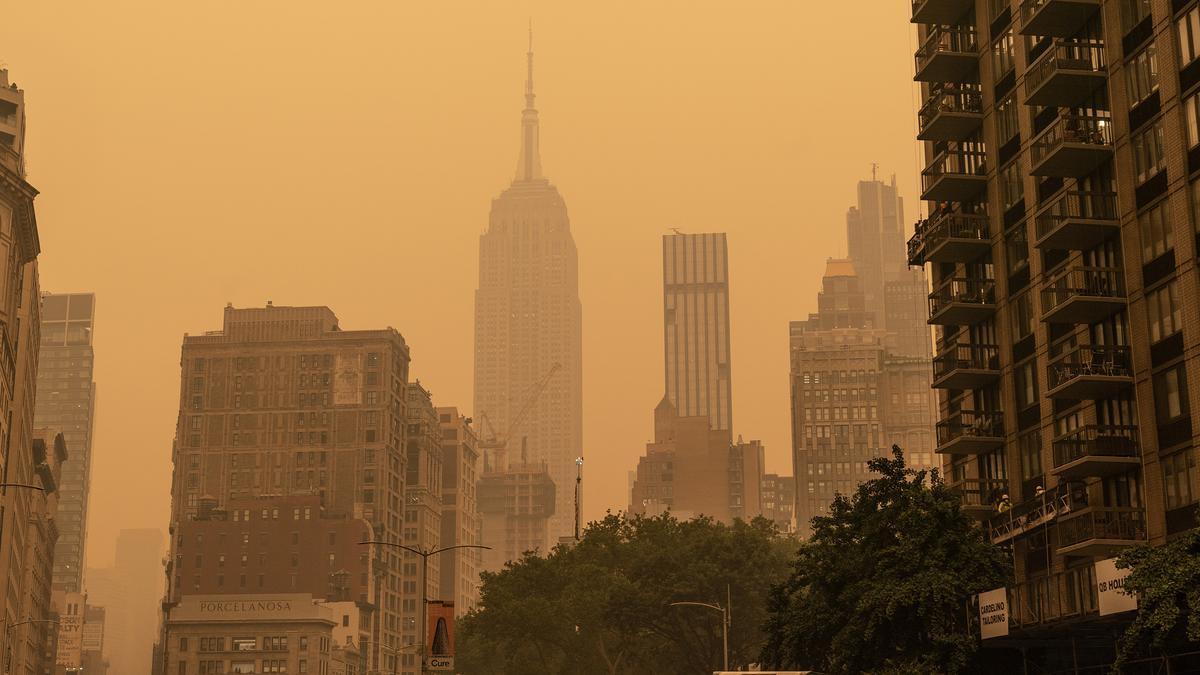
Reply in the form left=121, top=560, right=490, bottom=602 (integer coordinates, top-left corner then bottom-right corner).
left=1126, top=44, right=1159, bottom=108
left=1154, top=364, right=1189, bottom=423
left=1122, top=0, right=1151, bottom=30
left=1139, top=200, right=1174, bottom=261
left=1011, top=291, right=1034, bottom=342
left=1180, top=5, right=1200, bottom=66
left=996, top=94, right=1019, bottom=145
left=232, top=637, right=257, bottom=652
left=1005, top=223, right=1029, bottom=276
left=1187, top=91, right=1200, bottom=149
left=231, top=664, right=256, bottom=675
left=1163, top=449, right=1198, bottom=510
left=180, top=637, right=189, bottom=652
left=1016, top=360, right=1038, bottom=409
left=993, top=29, right=1015, bottom=80
left=1019, top=429, right=1042, bottom=481
left=1147, top=280, right=1182, bottom=343
left=1131, top=120, right=1166, bottom=183
left=1000, top=160, right=1022, bottom=211
left=179, top=663, right=187, bottom=675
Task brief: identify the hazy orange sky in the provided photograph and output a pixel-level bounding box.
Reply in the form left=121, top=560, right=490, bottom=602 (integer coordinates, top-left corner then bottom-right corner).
left=2, top=2, right=923, bottom=567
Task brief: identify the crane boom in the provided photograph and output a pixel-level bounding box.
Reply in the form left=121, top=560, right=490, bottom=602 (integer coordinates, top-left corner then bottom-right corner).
left=503, top=362, right=561, bottom=446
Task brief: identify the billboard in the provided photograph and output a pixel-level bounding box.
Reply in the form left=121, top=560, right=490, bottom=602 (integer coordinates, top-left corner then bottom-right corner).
left=54, top=592, right=84, bottom=668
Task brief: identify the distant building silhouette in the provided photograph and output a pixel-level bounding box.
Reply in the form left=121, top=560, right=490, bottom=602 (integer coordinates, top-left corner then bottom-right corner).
left=85, top=529, right=164, bottom=675
left=473, top=33, right=583, bottom=548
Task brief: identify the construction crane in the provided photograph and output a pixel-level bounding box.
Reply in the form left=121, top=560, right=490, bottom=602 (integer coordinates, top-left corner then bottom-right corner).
left=479, top=362, right=562, bottom=471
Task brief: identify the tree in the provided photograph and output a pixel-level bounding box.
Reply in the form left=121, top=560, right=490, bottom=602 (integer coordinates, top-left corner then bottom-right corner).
left=457, top=512, right=794, bottom=674
left=1112, top=510, right=1200, bottom=672
left=760, top=447, right=1010, bottom=675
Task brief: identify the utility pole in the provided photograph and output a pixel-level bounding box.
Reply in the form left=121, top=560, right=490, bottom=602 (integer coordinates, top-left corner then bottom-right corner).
left=574, top=456, right=583, bottom=540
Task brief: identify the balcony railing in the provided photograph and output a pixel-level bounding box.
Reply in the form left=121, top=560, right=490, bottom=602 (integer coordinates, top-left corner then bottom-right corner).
left=933, top=344, right=1000, bottom=389
left=928, top=277, right=996, bottom=325
left=1041, top=265, right=1125, bottom=324
left=1020, top=0, right=1103, bottom=38
left=936, top=410, right=1004, bottom=454
left=1034, top=191, right=1118, bottom=250
left=1046, top=345, right=1132, bottom=399
left=0, top=113, right=17, bottom=128
left=1051, top=425, right=1140, bottom=478
left=951, top=478, right=1010, bottom=517
left=1007, top=567, right=1098, bottom=630
left=918, top=86, right=984, bottom=141
left=921, top=149, right=987, bottom=201
left=1025, top=40, right=1106, bottom=106
left=1030, top=113, right=1113, bottom=176
left=1057, top=507, right=1147, bottom=555
left=914, top=25, right=980, bottom=83
left=908, top=221, right=928, bottom=266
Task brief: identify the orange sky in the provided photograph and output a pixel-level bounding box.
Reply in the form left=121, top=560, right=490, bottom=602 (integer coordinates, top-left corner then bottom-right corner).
left=2, top=1, right=923, bottom=567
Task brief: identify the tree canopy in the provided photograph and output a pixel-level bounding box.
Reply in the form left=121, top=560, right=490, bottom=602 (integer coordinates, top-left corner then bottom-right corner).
left=457, top=512, right=794, bottom=674
left=760, top=447, right=1011, bottom=674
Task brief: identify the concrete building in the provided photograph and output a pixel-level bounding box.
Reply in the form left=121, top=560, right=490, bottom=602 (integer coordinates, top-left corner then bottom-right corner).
left=905, top=0, right=1200, bottom=668
left=628, top=399, right=764, bottom=523
left=662, top=232, right=734, bottom=436
left=164, top=304, right=410, bottom=675
left=760, top=473, right=796, bottom=533
left=789, top=259, right=938, bottom=535
left=399, top=382, right=442, bottom=674
left=477, top=456, right=555, bottom=574
left=34, top=292, right=97, bottom=595
left=163, top=594, right=344, bottom=675
left=81, top=604, right=107, bottom=675
left=474, top=35, right=584, bottom=547
left=84, top=529, right=164, bottom=675
left=436, top=407, right=481, bottom=616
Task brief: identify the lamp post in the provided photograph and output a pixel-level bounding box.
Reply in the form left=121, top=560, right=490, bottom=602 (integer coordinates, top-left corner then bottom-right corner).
left=359, top=541, right=490, bottom=674
left=670, top=587, right=731, bottom=672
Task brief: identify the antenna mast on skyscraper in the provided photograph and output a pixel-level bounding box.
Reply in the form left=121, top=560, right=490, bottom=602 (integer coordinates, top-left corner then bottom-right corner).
left=871, top=162, right=878, bottom=181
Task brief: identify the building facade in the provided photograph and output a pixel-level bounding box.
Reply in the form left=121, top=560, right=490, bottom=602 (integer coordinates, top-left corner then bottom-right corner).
left=164, top=304, right=410, bottom=675
left=662, top=232, right=734, bottom=436
left=12, top=430, right=66, bottom=675
left=477, top=457, right=555, bottom=574
left=85, top=528, right=165, bottom=675
left=474, top=38, right=584, bottom=547
left=760, top=473, right=796, bottom=533
left=906, top=0, right=1200, bottom=668
left=35, top=292, right=97, bottom=594
left=436, top=407, right=481, bottom=616
left=399, top=382, right=442, bottom=674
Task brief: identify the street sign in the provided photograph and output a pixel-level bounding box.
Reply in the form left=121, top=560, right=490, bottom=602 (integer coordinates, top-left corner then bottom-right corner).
left=424, top=656, right=454, bottom=671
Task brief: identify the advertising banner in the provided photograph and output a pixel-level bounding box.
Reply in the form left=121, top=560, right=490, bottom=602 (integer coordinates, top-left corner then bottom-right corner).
left=978, top=587, right=1009, bottom=639
left=1096, top=558, right=1138, bottom=616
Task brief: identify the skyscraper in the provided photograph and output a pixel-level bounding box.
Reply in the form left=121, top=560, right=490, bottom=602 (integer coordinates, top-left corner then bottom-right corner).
left=474, top=34, right=583, bottom=546
left=662, top=232, right=733, bottom=436
left=35, top=292, right=98, bottom=593
left=85, top=529, right=164, bottom=675
left=436, top=407, right=481, bottom=616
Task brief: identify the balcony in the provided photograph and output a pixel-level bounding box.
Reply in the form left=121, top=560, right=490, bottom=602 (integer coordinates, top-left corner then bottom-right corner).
left=989, top=482, right=1088, bottom=545
left=1034, top=191, right=1119, bottom=250
left=928, top=277, right=996, bottom=325
left=911, top=0, right=974, bottom=25
left=1031, top=113, right=1113, bottom=177
left=914, top=25, right=979, bottom=83
left=1007, top=567, right=1098, bottom=630
left=1057, top=507, right=1147, bottom=557
left=921, top=212, right=991, bottom=263
left=1040, top=266, right=1125, bottom=324
left=1025, top=41, right=1106, bottom=107
left=1051, top=425, right=1141, bottom=479
left=933, top=344, right=1000, bottom=389
left=907, top=222, right=929, bottom=266
left=1046, top=345, right=1132, bottom=399
left=921, top=149, right=988, bottom=201
left=1020, top=0, right=1102, bottom=38
left=918, top=87, right=984, bottom=141
left=951, top=478, right=1010, bottom=519
left=936, top=410, right=1004, bottom=455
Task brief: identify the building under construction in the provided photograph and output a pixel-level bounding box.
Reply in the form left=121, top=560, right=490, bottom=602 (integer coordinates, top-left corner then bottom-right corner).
left=477, top=448, right=556, bottom=574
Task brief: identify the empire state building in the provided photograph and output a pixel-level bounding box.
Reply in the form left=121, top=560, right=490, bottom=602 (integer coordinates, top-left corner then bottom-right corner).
left=474, top=34, right=583, bottom=548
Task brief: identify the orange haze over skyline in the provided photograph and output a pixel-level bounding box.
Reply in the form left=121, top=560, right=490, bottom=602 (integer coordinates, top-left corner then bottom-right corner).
left=2, top=2, right=922, bottom=567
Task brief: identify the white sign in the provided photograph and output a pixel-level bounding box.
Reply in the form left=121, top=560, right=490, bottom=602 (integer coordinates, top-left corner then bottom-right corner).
left=55, top=591, right=84, bottom=668
left=425, top=656, right=454, bottom=671
left=978, top=587, right=1009, bottom=639
left=333, top=353, right=361, bottom=406
left=1096, top=558, right=1138, bottom=616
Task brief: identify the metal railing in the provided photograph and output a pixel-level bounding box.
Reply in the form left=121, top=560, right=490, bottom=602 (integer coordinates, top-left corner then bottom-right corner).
left=1026, top=40, right=1106, bottom=93
left=934, top=344, right=1000, bottom=379
left=915, top=25, right=979, bottom=73
left=937, top=410, right=1004, bottom=445
left=1047, top=345, right=1132, bottom=390
left=1008, top=566, right=1098, bottom=629
left=922, top=148, right=988, bottom=194
left=918, top=86, right=983, bottom=131
left=1058, top=507, right=1147, bottom=549
left=1041, top=265, right=1125, bottom=314
left=1034, top=191, right=1118, bottom=242
left=929, top=277, right=996, bottom=316
left=950, top=478, right=1010, bottom=509
left=988, top=481, right=1088, bottom=543
left=1031, top=113, right=1113, bottom=166
left=1052, top=424, right=1139, bottom=470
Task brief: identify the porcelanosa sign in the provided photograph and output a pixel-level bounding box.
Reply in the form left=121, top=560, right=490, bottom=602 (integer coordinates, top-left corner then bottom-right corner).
left=199, top=600, right=293, bottom=613
left=172, top=595, right=325, bottom=623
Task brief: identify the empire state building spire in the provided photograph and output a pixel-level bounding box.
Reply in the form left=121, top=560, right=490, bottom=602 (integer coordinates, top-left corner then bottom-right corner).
left=516, top=24, right=543, bottom=182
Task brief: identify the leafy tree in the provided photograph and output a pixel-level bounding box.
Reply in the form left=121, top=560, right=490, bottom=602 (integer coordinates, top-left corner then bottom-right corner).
left=760, top=447, right=1011, bottom=675
left=457, top=512, right=794, bottom=674
left=1113, top=510, right=1200, bottom=672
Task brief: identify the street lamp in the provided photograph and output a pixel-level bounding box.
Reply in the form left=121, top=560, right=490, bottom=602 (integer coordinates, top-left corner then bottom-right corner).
left=359, top=541, right=490, bottom=674
left=670, top=589, right=731, bottom=672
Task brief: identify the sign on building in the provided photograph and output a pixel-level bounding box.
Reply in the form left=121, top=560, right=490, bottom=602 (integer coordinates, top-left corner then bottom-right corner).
left=1095, top=558, right=1138, bottom=617
left=333, top=353, right=362, bottom=406
left=54, top=591, right=85, bottom=668
left=978, top=587, right=1009, bottom=639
